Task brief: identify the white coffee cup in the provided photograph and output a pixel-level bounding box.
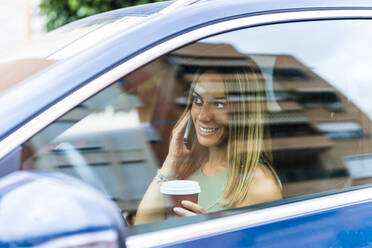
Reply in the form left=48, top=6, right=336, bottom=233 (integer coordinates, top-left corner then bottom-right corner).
left=160, top=180, right=201, bottom=217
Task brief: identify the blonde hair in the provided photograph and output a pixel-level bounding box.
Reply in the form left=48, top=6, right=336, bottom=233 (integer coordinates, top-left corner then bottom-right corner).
left=174, top=63, right=281, bottom=207
left=223, top=70, right=264, bottom=207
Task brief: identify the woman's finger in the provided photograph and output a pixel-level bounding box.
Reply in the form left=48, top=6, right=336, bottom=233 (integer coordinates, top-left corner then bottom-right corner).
left=173, top=207, right=196, bottom=217
left=181, top=200, right=207, bottom=214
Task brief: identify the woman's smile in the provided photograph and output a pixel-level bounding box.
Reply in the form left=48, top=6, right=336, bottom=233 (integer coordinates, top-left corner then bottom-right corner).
left=198, top=126, right=219, bottom=136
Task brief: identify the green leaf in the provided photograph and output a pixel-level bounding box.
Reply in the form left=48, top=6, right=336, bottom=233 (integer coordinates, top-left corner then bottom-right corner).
left=68, top=0, right=80, bottom=11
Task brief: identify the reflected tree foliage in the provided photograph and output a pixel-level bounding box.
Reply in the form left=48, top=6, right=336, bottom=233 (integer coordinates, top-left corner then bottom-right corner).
left=39, top=0, right=167, bottom=31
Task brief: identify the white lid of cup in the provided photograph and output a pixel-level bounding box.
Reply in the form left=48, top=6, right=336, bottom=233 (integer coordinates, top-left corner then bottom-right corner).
left=160, top=180, right=201, bottom=195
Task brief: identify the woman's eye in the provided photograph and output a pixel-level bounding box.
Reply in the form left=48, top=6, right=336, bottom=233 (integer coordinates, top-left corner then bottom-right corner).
left=215, top=102, right=226, bottom=109
left=193, top=96, right=203, bottom=105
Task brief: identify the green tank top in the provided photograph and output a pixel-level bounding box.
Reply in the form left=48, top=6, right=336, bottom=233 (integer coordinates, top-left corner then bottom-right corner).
left=187, top=157, right=270, bottom=212
left=188, top=169, right=227, bottom=212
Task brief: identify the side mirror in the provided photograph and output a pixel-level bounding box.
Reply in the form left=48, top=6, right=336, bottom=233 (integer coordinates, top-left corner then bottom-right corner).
left=0, top=171, right=127, bottom=247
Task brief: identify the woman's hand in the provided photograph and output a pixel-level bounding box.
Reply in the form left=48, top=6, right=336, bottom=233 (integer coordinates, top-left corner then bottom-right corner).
left=173, top=200, right=206, bottom=216
left=161, top=113, right=193, bottom=177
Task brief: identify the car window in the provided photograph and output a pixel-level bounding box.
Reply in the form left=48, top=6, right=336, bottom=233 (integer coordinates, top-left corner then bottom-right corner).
left=20, top=19, right=372, bottom=230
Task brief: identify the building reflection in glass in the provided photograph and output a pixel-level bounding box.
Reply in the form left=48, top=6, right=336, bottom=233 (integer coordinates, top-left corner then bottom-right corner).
left=21, top=41, right=372, bottom=224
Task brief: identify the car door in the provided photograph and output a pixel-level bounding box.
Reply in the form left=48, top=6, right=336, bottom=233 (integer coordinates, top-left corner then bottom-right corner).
left=2, top=1, right=372, bottom=247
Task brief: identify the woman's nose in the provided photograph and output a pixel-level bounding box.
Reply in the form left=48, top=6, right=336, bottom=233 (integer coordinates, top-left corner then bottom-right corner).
left=198, top=103, right=213, bottom=122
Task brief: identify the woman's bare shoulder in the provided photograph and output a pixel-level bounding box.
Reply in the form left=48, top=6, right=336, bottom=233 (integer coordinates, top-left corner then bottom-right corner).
left=238, top=163, right=282, bottom=207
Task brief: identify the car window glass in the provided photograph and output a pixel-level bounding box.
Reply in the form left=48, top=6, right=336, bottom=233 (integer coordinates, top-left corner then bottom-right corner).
left=203, top=19, right=372, bottom=196
left=20, top=19, right=372, bottom=229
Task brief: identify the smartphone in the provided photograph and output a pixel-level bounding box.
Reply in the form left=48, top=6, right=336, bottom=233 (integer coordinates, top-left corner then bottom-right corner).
left=183, top=116, right=195, bottom=150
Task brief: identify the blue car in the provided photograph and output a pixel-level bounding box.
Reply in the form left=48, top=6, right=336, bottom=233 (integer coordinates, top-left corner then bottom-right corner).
left=2, top=0, right=372, bottom=247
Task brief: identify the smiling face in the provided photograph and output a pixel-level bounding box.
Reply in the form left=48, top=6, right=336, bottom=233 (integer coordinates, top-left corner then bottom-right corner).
left=190, top=74, right=228, bottom=148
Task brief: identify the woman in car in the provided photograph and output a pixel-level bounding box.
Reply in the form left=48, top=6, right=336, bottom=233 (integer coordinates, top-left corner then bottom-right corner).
left=135, top=62, right=282, bottom=225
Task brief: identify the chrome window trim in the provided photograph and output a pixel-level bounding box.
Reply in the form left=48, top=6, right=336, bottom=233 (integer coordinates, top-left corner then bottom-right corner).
left=126, top=187, right=372, bottom=247
left=1, top=8, right=372, bottom=245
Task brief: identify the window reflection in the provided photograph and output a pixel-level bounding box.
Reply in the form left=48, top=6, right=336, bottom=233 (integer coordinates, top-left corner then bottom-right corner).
left=167, top=42, right=371, bottom=199
left=20, top=20, right=372, bottom=227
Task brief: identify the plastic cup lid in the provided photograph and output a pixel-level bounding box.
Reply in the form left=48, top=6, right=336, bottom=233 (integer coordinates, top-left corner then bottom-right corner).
left=160, top=180, right=201, bottom=195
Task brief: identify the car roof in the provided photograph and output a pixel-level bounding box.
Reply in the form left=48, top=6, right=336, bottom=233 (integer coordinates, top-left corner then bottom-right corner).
left=1, top=0, right=372, bottom=141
